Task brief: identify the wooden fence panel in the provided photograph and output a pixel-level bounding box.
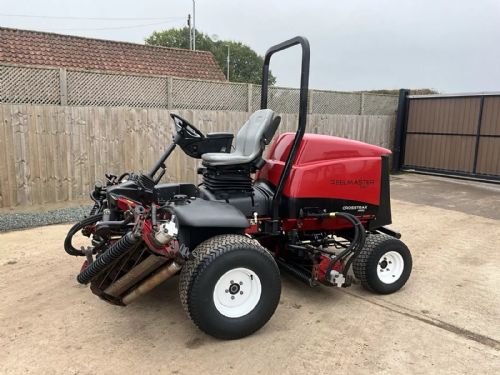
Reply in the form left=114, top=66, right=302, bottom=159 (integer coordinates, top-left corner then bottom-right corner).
left=0, top=104, right=395, bottom=209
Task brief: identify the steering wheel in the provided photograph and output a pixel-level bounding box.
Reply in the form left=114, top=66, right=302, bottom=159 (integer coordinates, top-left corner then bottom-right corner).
left=170, top=114, right=205, bottom=139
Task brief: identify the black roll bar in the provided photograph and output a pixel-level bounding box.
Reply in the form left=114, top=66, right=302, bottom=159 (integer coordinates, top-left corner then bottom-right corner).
left=261, top=36, right=310, bottom=222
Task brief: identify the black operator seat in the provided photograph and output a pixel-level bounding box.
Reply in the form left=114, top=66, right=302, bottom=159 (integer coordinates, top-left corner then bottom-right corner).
left=201, top=109, right=281, bottom=167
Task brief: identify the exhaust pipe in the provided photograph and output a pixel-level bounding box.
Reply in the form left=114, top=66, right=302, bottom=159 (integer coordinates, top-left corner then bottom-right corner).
left=122, top=261, right=182, bottom=305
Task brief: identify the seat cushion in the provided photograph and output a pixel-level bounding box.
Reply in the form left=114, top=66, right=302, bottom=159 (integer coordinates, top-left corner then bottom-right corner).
left=201, top=109, right=275, bottom=166
left=201, top=152, right=251, bottom=166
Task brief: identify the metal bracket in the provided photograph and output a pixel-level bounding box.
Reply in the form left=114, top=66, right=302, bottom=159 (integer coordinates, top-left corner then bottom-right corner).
left=328, top=270, right=344, bottom=287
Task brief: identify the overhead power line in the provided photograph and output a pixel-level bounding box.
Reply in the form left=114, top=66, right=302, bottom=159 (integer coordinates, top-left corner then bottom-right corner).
left=0, top=13, right=183, bottom=21
left=44, top=20, right=182, bottom=32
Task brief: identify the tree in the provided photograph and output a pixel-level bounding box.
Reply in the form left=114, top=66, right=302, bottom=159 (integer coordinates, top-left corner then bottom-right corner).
left=145, top=27, right=276, bottom=85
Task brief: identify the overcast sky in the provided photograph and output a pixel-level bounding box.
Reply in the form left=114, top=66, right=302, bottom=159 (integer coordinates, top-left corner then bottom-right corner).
left=1, top=0, right=499, bottom=93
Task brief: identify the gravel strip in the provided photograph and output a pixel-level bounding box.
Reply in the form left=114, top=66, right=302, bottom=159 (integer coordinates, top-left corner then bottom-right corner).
left=0, top=205, right=93, bottom=232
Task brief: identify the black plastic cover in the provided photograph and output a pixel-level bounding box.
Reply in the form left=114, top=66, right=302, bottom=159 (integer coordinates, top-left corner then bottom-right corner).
left=153, top=183, right=199, bottom=204
left=107, top=179, right=152, bottom=204
left=170, top=198, right=250, bottom=228
left=198, top=180, right=274, bottom=217
left=178, top=133, right=234, bottom=159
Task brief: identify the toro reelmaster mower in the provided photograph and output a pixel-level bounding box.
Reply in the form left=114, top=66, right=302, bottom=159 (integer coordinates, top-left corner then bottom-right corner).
left=64, top=37, right=412, bottom=339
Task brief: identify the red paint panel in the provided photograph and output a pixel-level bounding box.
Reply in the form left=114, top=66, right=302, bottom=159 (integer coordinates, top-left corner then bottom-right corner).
left=257, top=133, right=390, bottom=205
left=266, top=133, right=390, bottom=164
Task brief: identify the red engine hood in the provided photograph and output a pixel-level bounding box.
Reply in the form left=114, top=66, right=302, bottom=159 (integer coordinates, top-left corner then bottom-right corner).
left=257, top=132, right=392, bottom=205
left=268, top=132, right=391, bottom=165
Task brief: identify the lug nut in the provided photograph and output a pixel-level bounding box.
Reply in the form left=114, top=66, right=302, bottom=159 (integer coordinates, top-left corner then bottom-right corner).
left=239, top=281, right=243, bottom=285
left=240, top=291, right=243, bottom=295
left=225, top=289, right=229, bottom=293
left=231, top=296, right=235, bottom=300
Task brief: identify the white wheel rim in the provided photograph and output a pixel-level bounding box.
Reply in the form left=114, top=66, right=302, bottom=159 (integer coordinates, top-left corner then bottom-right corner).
left=213, top=267, right=262, bottom=318
left=377, top=251, right=404, bottom=284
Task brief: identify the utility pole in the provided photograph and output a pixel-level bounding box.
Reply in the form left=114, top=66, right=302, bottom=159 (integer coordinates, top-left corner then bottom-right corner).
left=192, top=0, right=196, bottom=50
left=226, top=45, right=230, bottom=81
left=187, top=14, right=192, bottom=50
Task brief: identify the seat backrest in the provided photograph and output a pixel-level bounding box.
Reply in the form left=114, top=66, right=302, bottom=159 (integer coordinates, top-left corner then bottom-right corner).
left=234, top=109, right=280, bottom=160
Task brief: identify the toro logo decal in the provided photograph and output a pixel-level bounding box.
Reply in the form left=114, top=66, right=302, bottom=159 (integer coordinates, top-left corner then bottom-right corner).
left=330, top=179, right=375, bottom=189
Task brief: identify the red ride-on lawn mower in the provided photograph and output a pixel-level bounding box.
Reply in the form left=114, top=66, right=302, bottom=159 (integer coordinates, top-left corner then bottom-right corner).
left=64, top=36, right=412, bottom=339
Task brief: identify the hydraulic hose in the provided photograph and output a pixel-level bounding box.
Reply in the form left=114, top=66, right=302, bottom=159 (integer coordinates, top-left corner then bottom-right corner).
left=64, top=214, right=103, bottom=256
left=117, top=172, right=130, bottom=181
left=324, top=212, right=366, bottom=279
left=76, top=231, right=141, bottom=285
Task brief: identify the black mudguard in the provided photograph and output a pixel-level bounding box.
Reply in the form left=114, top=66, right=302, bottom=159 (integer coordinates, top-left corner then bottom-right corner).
left=170, top=198, right=250, bottom=229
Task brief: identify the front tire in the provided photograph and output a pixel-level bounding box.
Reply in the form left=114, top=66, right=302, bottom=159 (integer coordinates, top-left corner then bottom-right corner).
left=179, top=234, right=281, bottom=340
left=353, top=233, right=412, bottom=294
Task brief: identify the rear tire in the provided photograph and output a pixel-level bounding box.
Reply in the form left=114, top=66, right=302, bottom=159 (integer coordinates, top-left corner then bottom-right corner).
left=179, top=234, right=281, bottom=340
left=353, top=233, right=412, bottom=294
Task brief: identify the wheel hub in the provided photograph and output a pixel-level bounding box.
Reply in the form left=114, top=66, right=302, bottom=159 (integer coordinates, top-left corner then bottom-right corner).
left=213, top=267, right=262, bottom=318
left=229, top=283, right=240, bottom=295
left=376, top=251, right=404, bottom=284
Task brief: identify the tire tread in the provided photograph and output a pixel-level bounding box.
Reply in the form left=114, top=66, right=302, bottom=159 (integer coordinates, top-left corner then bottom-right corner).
left=178, top=234, right=277, bottom=334
left=353, top=233, right=403, bottom=293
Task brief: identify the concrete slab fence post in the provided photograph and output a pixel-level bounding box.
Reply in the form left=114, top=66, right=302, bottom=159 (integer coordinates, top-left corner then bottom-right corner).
left=247, top=84, right=253, bottom=113
left=308, top=89, right=314, bottom=114
left=167, top=77, right=173, bottom=109
left=59, top=68, right=67, bottom=106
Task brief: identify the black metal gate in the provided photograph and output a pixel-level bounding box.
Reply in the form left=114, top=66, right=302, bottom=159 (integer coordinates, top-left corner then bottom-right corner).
left=393, top=90, right=500, bottom=182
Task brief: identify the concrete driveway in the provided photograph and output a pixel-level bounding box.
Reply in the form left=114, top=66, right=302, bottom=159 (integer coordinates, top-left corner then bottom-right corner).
left=1, top=173, right=499, bottom=374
